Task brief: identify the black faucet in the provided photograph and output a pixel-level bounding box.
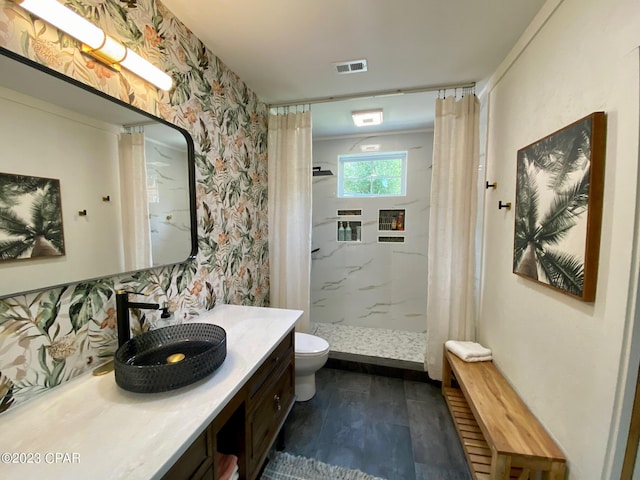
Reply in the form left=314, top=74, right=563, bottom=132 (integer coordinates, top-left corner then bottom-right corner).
left=115, top=290, right=163, bottom=348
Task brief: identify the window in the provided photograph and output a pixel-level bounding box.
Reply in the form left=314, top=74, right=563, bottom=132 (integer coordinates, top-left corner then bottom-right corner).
left=338, top=151, right=407, bottom=197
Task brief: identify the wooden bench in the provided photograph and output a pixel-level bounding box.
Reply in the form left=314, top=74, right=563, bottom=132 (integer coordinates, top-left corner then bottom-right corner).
left=442, top=348, right=566, bottom=480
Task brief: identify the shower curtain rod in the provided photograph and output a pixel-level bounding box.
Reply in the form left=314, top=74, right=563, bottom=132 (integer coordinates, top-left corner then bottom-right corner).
left=268, top=81, right=476, bottom=108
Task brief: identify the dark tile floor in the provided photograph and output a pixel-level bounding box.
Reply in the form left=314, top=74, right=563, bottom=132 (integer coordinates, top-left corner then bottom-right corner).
left=282, top=366, right=471, bottom=480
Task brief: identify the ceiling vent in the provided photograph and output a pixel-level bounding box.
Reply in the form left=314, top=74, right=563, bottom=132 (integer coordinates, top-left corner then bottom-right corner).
left=333, top=59, right=368, bottom=75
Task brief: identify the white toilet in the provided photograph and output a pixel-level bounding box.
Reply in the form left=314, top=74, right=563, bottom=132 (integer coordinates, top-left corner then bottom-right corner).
left=294, top=332, right=330, bottom=402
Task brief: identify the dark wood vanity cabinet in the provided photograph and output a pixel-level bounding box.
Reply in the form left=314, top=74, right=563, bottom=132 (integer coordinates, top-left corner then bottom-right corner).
left=246, top=332, right=295, bottom=480
left=162, top=330, right=295, bottom=480
left=162, top=428, right=215, bottom=480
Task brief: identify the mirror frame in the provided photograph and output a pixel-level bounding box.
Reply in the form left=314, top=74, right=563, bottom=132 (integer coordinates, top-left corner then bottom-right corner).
left=0, top=47, right=198, bottom=298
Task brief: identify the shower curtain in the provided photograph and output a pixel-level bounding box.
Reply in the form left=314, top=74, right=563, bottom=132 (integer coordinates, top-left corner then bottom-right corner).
left=425, top=94, right=480, bottom=380
left=267, top=108, right=312, bottom=332
left=118, top=131, right=152, bottom=270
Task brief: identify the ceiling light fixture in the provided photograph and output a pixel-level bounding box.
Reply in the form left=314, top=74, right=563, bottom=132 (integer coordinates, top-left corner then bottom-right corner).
left=352, top=109, right=383, bottom=127
left=360, top=144, right=380, bottom=152
left=14, top=0, right=173, bottom=91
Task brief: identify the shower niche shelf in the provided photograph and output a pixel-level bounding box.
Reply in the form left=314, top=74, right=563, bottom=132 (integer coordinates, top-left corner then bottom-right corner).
left=337, top=209, right=362, bottom=216
left=337, top=221, right=361, bottom=242
left=378, top=209, right=405, bottom=232
left=378, top=236, right=405, bottom=244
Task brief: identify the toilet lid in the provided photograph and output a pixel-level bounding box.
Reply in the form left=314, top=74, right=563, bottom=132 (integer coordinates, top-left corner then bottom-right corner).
left=295, top=332, right=329, bottom=355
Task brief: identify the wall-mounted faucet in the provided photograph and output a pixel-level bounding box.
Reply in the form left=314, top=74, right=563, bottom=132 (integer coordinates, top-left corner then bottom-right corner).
left=116, top=290, right=170, bottom=348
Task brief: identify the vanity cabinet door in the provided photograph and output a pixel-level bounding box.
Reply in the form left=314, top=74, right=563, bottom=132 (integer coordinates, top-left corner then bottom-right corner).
left=162, top=428, right=214, bottom=480
left=246, top=334, right=295, bottom=479
left=247, top=332, right=293, bottom=399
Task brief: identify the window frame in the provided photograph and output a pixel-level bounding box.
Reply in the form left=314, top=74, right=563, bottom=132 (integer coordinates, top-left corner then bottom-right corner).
left=337, top=151, right=408, bottom=198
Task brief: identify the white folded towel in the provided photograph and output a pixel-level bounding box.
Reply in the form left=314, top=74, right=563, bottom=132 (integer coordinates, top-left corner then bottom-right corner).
left=230, top=465, right=239, bottom=480
left=445, top=340, right=492, bottom=362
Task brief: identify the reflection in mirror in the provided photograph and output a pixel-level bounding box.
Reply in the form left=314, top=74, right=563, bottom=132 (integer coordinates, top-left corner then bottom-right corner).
left=0, top=50, right=196, bottom=298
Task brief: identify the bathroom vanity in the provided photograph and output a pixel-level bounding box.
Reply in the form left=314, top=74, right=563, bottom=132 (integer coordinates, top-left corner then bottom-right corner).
left=0, top=305, right=301, bottom=480
left=165, top=320, right=296, bottom=480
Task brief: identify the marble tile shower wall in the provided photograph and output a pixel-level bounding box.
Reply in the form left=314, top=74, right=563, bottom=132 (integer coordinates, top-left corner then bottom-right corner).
left=311, top=132, right=432, bottom=333
left=0, top=0, right=268, bottom=414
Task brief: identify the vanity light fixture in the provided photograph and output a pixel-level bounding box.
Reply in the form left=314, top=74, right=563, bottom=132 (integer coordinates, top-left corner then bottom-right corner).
left=352, top=109, right=383, bottom=127
left=14, top=0, right=173, bottom=91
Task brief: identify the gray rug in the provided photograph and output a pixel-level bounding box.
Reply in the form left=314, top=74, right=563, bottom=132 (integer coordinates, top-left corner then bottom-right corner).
left=260, top=452, right=386, bottom=480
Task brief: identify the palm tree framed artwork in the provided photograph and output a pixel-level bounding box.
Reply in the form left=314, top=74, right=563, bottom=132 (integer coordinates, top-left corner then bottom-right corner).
left=0, top=173, right=65, bottom=261
left=513, top=112, right=606, bottom=302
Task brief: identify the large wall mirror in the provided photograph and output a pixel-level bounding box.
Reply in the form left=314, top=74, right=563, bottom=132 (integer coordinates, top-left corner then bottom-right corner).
left=0, top=49, right=197, bottom=299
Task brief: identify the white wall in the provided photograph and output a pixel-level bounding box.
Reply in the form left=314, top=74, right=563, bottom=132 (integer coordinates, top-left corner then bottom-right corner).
left=0, top=86, right=124, bottom=295
left=479, top=0, right=640, bottom=478
left=311, top=131, right=432, bottom=332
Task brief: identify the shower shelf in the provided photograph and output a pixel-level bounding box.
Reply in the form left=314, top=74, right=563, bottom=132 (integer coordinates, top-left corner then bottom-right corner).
left=337, top=220, right=362, bottom=242
left=378, top=236, right=405, bottom=244
left=378, top=209, right=406, bottom=232
left=337, top=209, right=362, bottom=216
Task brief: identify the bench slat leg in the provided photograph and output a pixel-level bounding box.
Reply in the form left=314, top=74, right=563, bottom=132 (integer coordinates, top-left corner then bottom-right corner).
left=491, top=453, right=511, bottom=480
left=442, top=348, right=453, bottom=393
left=541, top=461, right=566, bottom=480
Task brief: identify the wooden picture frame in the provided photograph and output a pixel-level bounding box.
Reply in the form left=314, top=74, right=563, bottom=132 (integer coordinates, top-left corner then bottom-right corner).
left=0, top=172, right=65, bottom=262
left=513, top=112, right=606, bottom=302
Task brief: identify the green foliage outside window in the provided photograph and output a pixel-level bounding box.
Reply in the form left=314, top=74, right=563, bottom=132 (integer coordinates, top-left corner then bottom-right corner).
left=338, top=152, right=407, bottom=197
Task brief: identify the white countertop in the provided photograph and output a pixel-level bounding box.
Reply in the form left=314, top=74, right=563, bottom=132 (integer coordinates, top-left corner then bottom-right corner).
left=0, top=305, right=302, bottom=480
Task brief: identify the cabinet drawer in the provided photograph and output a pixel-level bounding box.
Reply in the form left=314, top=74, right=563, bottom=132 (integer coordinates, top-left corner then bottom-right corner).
left=247, top=362, right=295, bottom=477
left=247, top=332, right=293, bottom=400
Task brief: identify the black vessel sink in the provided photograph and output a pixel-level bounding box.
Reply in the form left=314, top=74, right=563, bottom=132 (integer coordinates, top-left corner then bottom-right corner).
left=114, top=323, right=226, bottom=393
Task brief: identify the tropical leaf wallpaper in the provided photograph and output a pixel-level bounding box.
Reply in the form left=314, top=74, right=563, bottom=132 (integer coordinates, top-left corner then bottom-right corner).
left=0, top=0, right=270, bottom=414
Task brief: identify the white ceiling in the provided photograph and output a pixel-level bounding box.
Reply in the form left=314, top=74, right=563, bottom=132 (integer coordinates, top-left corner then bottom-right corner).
left=161, top=0, right=545, bottom=138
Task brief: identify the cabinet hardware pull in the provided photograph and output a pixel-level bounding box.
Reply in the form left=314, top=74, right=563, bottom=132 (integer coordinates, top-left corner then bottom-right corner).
left=274, top=394, right=281, bottom=411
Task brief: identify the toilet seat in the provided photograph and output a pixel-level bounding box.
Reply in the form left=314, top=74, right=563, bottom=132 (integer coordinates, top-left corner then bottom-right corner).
left=295, top=332, right=329, bottom=356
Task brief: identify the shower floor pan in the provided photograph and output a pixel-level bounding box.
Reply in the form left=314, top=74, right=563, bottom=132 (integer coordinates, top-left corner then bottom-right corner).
left=312, top=323, right=425, bottom=371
